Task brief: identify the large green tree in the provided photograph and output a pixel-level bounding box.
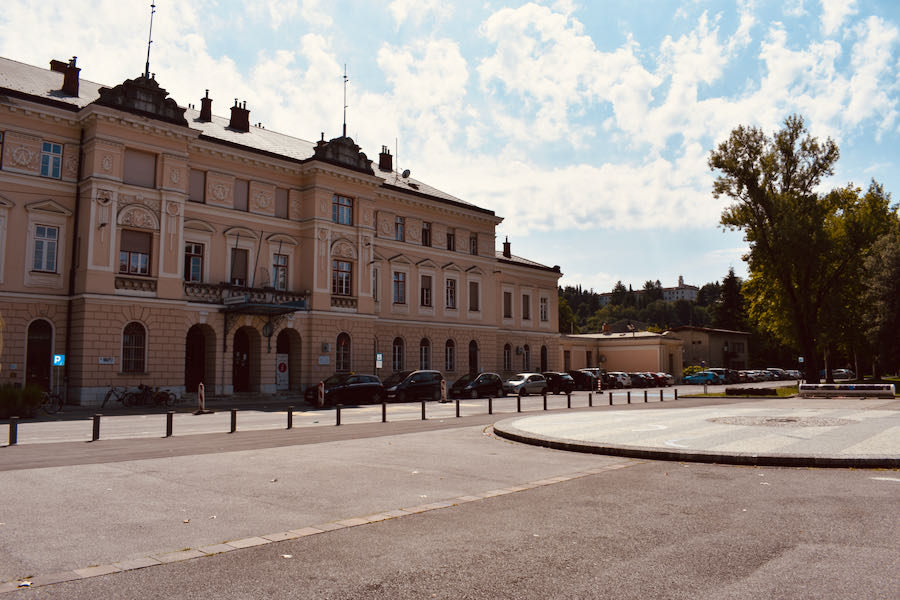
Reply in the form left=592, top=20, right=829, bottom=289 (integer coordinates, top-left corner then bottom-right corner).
left=712, top=267, right=745, bottom=331
left=709, top=115, right=896, bottom=382
left=863, top=227, right=900, bottom=375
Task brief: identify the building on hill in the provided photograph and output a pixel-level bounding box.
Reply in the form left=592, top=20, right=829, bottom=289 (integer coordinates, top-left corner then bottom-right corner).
left=597, top=275, right=699, bottom=306
left=0, top=55, right=561, bottom=405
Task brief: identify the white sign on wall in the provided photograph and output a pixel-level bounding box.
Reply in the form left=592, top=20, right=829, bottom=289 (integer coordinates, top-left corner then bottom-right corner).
left=275, top=353, right=289, bottom=389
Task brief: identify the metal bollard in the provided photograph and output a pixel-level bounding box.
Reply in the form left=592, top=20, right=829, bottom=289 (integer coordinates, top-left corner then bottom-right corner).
left=627, top=391, right=631, bottom=404
left=8, top=417, right=18, bottom=446
left=609, top=391, right=613, bottom=405
left=382, top=401, right=387, bottom=423
left=543, top=392, right=547, bottom=411
left=336, top=404, right=342, bottom=426
left=421, top=400, right=426, bottom=420
left=230, top=409, right=237, bottom=433
left=287, top=406, right=293, bottom=429
left=660, top=390, right=664, bottom=402
left=92, top=414, right=102, bottom=441
left=488, top=396, right=493, bottom=415
left=166, top=411, right=174, bottom=437
left=644, top=390, right=648, bottom=403
left=455, top=398, right=460, bottom=418
left=588, top=393, right=592, bottom=407
left=517, top=395, right=521, bottom=413
left=675, top=388, right=678, bottom=400
left=567, top=392, right=571, bottom=408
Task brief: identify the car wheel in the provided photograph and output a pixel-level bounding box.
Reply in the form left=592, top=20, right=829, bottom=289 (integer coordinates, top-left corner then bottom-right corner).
left=519, top=388, right=527, bottom=397
left=372, top=391, right=384, bottom=404
left=433, top=390, right=442, bottom=402
left=497, top=386, right=505, bottom=397
left=553, top=387, right=560, bottom=395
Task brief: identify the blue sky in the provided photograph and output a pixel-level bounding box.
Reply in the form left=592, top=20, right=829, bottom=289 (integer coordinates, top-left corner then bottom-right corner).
left=2, top=0, right=898, bottom=292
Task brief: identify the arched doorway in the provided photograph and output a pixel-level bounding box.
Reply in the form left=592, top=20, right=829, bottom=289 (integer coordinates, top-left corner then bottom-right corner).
left=232, top=326, right=261, bottom=393
left=468, top=340, right=479, bottom=373
left=185, top=325, right=216, bottom=395
left=26, top=319, right=53, bottom=391
left=275, top=329, right=302, bottom=391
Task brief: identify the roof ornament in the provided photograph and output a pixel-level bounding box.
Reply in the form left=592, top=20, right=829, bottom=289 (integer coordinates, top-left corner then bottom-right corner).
left=144, top=2, right=156, bottom=79
left=342, top=64, right=349, bottom=138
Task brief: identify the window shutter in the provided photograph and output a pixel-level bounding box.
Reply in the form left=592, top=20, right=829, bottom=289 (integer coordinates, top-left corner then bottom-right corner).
left=120, top=230, right=151, bottom=253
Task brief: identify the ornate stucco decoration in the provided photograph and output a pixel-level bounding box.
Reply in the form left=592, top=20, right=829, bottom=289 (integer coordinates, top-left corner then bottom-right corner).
left=118, top=205, right=160, bottom=230
left=331, top=238, right=358, bottom=260
left=94, top=75, right=189, bottom=127
left=312, top=135, right=375, bottom=175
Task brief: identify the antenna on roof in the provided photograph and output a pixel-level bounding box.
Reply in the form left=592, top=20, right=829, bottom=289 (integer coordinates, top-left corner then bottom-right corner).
left=342, top=64, right=348, bottom=138
left=144, top=2, right=156, bottom=79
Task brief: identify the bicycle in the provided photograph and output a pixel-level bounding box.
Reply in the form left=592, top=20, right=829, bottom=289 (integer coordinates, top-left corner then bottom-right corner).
left=102, top=386, right=131, bottom=409
left=40, top=390, right=64, bottom=414
left=132, top=384, right=177, bottom=407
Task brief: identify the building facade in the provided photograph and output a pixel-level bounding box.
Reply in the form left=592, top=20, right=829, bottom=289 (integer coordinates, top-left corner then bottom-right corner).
left=0, top=56, right=561, bottom=405
left=669, top=326, right=749, bottom=370
left=559, top=332, right=684, bottom=377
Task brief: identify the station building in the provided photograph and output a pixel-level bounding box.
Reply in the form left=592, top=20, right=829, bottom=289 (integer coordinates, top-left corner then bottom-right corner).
left=0, top=55, right=562, bottom=405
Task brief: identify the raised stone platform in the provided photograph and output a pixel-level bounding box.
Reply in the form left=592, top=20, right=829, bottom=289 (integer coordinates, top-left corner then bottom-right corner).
left=493, top=397, right=900, bottom=468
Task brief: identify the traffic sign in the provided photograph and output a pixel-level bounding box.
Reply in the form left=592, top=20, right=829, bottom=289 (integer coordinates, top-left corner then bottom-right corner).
left=52, top=354, right=65, bottom=366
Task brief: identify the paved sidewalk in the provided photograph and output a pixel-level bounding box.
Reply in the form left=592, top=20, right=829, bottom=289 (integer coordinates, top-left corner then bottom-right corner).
left=494, top=397, right=900, bottom=468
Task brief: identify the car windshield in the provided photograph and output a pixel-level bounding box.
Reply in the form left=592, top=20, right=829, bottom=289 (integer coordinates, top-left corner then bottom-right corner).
left=382, top=371, right=411, bottom=386
left=509, top=374, right=528, bottom=381
left=323, top=374, right=348, bottom=386
left=453, top=373, right=475, bottom=386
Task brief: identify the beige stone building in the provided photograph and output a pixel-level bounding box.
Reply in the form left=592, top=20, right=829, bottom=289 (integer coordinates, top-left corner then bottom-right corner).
left=559, top=332, right=684, bottom=377
left=0, top=56, right=562, bottom=406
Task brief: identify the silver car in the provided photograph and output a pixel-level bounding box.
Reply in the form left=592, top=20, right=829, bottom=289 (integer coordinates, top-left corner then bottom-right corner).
left=503, top=373, right=548, bottom=396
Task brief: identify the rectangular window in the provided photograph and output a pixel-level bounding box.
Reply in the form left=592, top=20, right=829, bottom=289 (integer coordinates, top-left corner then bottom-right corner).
left=421, top=222, right=431, bottom=247
left=469, top=234, right=478, bottom=255
left=394, top=216, right=405, bottom=241
left=189, top=170, right=206, bottom=203
left=446, top=229, right=455, bottom=251
left=445, top=278, right=457, bottom=309
left=233, top=179, right=249, bottom=211
left=503, top=291, right=513, bottom=319
left=332, top=259, right=352, bottom=296
left=40, top=142, right=63, bottom=179
left=468, top=281, right=480, bottom=312
left=393, top=271, right=406, bottom=304
left=332, top=195, right=352, bottom=225
left=445, top=343, right=455, bottom=372
left=540, top=297, right=549, bottom=322
left=230, top=248, right=248, bottom=286
left=275, top=188, right=289, bottom=219
left=522, top=294, right=531, bottom=320
left=273, top=254, right=288, bottom=290
left=33, top=225, right=59, bottom=272
left=123, top=149, right=156, bottom=188
left=119, top=230, right=151, bottom=275
left=184, top=242, right=204, bottom=282
left=420, top=275, right=432, bottom=307
left=372, top=268, right=379, bottom=301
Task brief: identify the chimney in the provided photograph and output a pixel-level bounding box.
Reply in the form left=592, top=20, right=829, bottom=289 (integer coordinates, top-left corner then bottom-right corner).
left=50, top=57, right=80, bottom=96
left=228, top=99, right=250, bottom=132
left=199, top=90, right=212, bottom=122
left=502, top=237, right=511, bottom=258
left=378, top=146, right=393, bottom=172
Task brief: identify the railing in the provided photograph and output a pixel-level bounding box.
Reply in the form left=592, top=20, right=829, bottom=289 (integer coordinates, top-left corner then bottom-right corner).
left=184, top=282, right=307, bottom=306
left=115, top=275, right=157, bottom=293
left=331, top=295, right=358, bottom=309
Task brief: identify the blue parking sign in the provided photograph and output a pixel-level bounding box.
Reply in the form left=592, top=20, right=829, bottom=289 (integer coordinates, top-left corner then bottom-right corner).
left=53, top=354, right=65, bottom=366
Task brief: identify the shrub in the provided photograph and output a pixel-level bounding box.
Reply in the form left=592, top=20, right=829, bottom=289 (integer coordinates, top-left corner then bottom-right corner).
left=0, top=385, right=22, bottom=418
left=0, top=384, right=45, bottom=418
left=20, top=384, right=45, bottom=417
left=682, top=365, right=704, bottom=378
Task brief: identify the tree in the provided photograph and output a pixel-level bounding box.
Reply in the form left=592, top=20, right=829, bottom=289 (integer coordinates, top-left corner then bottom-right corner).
left=643, top=280, right=663, bottom=305
left=558, top=297, right=577, bottom=334
left=712, top=268, right=745, bottom=331
left=696, top=282, right=721, bottom=307
left=609, top=281, right=627, bottom=306
left=863, top=227, right=900, bottom=375
left=709, top=115, right=896, bottom=382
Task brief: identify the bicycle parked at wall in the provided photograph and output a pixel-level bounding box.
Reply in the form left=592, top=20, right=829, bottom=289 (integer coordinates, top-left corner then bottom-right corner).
left=129, top=384, right=177, bottom=407
left=40, top=390, right=64, bottom=414
left=102, top=385, right=131, bottom=409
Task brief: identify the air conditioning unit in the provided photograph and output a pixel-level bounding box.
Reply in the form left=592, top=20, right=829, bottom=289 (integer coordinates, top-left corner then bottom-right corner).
left=321, top=343, right=332, bottom=352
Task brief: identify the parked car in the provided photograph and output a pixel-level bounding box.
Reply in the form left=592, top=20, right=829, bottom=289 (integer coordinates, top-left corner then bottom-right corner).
left=628, top=372, right=653, bottom=388
left=503, top=373, right=548, bottom=396
left=543, top=372, right=576, bottom=395
left=684, top=371, right=721, bottom=385
left=653, top=372, right=675, bottom=387
left=821, top=368, right=855, bottom=380
left=384, top=370, right=445, bottom=402
left=607, top=371, right=632, bottom=389
left=766, top=367, right=790, bottom=381
left=568, top=370, right=598, bottom=391
left=304, top=373, right=385, bottom=407
left=449, top=372, right=504, bottom=399
left=709, top=368, right=740, bottom=385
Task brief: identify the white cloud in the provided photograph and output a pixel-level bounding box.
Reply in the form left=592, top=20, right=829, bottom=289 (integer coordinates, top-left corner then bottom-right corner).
left=389, top=0, right=453, bottom=27
left=845, top=16, right=900, bottom=138
left=783, top=0, right=807, bottom=17
left=820, top=0, right=858, bottom=35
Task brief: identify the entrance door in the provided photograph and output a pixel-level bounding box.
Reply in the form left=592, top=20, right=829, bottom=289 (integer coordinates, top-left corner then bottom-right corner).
left=468, top=340, right=479, bottom=374
left=26, top=320, right=52, bottom=391
left=185, top=326, right=206, bottom=394
left=233, top=329, right=250, bottom=392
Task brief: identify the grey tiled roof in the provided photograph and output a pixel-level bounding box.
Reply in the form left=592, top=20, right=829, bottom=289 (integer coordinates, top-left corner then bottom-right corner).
left=496, top=251, right=558, bottom=272
left=0, top=56, right=102, bottom=108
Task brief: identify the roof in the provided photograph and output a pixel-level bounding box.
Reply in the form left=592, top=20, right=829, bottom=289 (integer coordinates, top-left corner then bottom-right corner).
left=496, top=251, right=561, bottom=273
left=667, top=326, right=750, bottom=336
left=567, top=331, right=673, bottom=340
left=0, top=56, right=489, bottom=214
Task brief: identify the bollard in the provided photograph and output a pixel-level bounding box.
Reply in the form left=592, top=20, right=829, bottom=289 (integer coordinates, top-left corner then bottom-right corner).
left=455, top=398, right=460, bottom=418
left=543, top=392, right=547, bottom=411
left=660, top=390, right=664, bottom=402
left=336, top=404, right=342, bottom=426
left=627, top=391, right=631, bottom=404
left=166, top=411, right=174, bottom=437
left=230, top=409, right=237, bottom=433
left=382, top=401, right=387, bottom=423
left=8, top=417, right=18, bottom=446
left=675, top=388, right=678, bottom=400
left=567, top=392, right=571, bottom=409
left=489, top=396, right=493, bottom=415
left=644, top=390, right=648, bottom=403
left=421, top=400, right=426, bottom=421
left=92, top=414, right=102, bottom=441
left=287, top=406, right=293, bottom=429
left=608, top=391, right=613, bottom=406
left=588, top=393, right=592, bottom=408
left=517, top=395, right=521, bottom=413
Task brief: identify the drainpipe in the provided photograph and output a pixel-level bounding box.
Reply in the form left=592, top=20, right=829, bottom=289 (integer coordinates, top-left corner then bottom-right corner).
left=64, top=127, right=85, bottom=404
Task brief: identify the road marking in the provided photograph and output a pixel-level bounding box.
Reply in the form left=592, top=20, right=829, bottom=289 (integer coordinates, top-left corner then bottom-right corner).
left=632, top=424, right=666, bottom=432
left=870, top=477, right=900, bottom=483
left=664, top=439, right=691, bottom=448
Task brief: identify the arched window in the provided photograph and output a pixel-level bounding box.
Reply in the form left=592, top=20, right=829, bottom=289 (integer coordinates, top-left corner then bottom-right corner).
left=540, top=345, right=548, bottom=372
left=522, top=344, right=531, bottom=371
left=392, top=337, right=405, bottom=372
left=468, top=340, right=479, bottom=373
left=336, top=333, right=351, bottom=372
left=419, top=338, right=431, bottom=370
left=122, top=322, right=147, bottom=373
left=445, top=339, right=456, bottom=372
left=503, top=344, right=512, bottom=372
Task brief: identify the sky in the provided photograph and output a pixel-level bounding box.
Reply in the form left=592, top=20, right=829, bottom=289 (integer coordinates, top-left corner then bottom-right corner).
left=2, top=0, right=898, bottom=293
